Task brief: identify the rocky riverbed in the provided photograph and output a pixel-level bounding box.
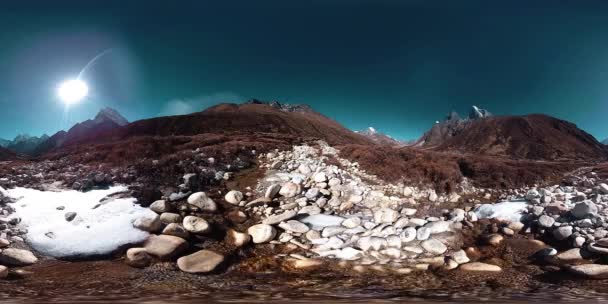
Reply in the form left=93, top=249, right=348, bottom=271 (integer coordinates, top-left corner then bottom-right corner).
left=3, top=141, right=608, bottom=301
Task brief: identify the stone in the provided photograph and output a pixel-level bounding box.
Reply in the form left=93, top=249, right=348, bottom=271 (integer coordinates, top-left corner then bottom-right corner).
left=386, top=235, right=402, bottom=248
left=133, top=215, right=162, bottom=232
left=187, top=192, right=218, bottom=212
left=160, top=212, right=182, bottom=224
left=162, top=223, right=190, bottom=239
left=572, top=201, right=598, bottom=219
left=0, top=239, right=8, bottom=249
left=400, top=227, right=417, bottom=243
left=342, top=217, right=361, bottom=228
left=305, top=188, right=320, bottom=200
left=0, top=265, right=7, bottom=279
left=599, top=183, right=608, bottom=195
left=177, top=250, right=224, bottom=273
left=150, top=200, right=172, bottom=213
left=588, top=242, right=608, bottom=255
left=322, top=226, right=346, bottom=238
left=279, top=220, right=310, bottom=233
left=452, top=250, right=470, bottom=264
left=248, top=224, right=277, bottom=243
left=0, top=248, right=38, bottom=266
left=421, top=238, right=447, bottom=255
left=538, top=215, right=555, bottom=228
left=300, top=214, right=345, bottom=229
left=484, top=234, right=504, bottom=246
left=125, top=248, right=151, bottom=268
left=459, top=262, right=502, bottom=272
left=313, top=172, right=327, bottom=183
left=143, top=235, right=188, bottom=260
left=298, top=164, right=312, bottom=175
left=424, top=220, right=451, bottom=234
left=64, top=212, right=77, bottom=222
left=554, top=248, right=586, bottom=263
left=298, top=205, right=321, bottom=215
left=290, top=258, right=324, bottom=269
left=262, top=210, right=297, bottom=225
left=265, top=184, right=282, bottom=199
left=226, top=229, right=251, bottom=247
left=553, top=226, right=573, bottom=241
left=374, top=208, right=399, bottom=224
left=279, top=182, right=301, bottom=198
left=225, top=190, right=244, bottom=205
left=416, top=227, right=431, bottom=241
left=568, top=264, right=608, bottom=279
left=183, top=216, right=211, bottom=234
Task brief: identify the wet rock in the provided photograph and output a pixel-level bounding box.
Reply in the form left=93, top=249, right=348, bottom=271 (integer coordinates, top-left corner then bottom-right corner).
left=226, top=229, right=251, bottom=247
left=143, top=235, right=188, bottom=260
left=225, top=190, right=244, bottom=205
left=177, top=250, right=224, bottom=273
left=64, top=212, right=77, bottom=222
left=126, top=248, right=151, bottom=268
left=460, top=262, right=502, bottom=272
left=587, top=242, right=608, bottom=255
left=150, top=200, right=172, bottom=213
left=187, top=192, right=218, bottom=212
left=0, top=248, right=38, bottom=266
left=421, top=238, right=447, bottom=255
left=554, top=248, right=590, bottom=263
left=133, top=215, right=162, bottom=232
left=248, top=224, right=277, bottom=243
left=321, top=226, right=346, bottom=237
left=183, top=216, right=211, bottom=234
left=0, top=239, right=8, bottom=248
left=568, top=264, right=608, bottom=279
left=162, top=223, right=190, bottom=239
left=262, top=210, right=297, bottom=225
left=279, top=220, right=310, bottom=233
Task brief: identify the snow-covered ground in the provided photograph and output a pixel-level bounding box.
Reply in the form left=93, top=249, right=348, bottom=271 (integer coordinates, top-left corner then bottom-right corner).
left=475, top=200, right=528, bottom=223
left=6, top=186, right=156, bottom=258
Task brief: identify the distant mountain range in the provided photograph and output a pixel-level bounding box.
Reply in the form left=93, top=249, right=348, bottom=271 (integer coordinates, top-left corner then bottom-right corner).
left=602, top=138, right=608, bottom=145
left=0, top=134, right=49, bottom=155
left=0, top=102, right=606, bottom=162
left=356, top=127, right=411, bottom=146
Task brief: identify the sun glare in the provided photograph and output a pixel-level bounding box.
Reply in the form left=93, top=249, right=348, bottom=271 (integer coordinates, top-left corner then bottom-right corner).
left=58, top=79, right=88, bottom=105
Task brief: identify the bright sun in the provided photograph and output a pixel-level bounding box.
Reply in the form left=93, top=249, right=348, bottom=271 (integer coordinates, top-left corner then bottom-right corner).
left=58, top=79, right=88, bottom=105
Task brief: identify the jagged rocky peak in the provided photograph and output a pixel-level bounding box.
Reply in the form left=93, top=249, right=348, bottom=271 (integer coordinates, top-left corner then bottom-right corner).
left=94, top=107, right=129, bottom=126
left=469, top=105, right=492, bottom=119
left=245, top=99, right=313, bottom=113
left=602, top=138, right=608, bottom=145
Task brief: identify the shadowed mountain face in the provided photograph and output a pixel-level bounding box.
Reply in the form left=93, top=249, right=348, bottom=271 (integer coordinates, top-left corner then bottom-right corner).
left=0, top=146, right=16, bottom=161
left=34, top=107, right=129, bottom=155
left=432, top=114, right=607, bottom=161
left=42, top=102, right=372, bottom=155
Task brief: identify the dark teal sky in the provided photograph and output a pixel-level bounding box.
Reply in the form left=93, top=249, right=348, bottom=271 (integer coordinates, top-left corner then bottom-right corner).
left=1, top=0, right=608, bottom=141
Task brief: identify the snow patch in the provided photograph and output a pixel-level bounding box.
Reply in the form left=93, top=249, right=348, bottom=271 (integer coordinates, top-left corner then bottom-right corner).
left=7, top=186, right=156, bottom=258
left=475, top=200, right=528, bottom=223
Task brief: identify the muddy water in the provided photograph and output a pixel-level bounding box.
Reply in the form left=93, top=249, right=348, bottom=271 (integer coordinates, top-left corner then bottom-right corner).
left=2, top=255, right=608, bottom=304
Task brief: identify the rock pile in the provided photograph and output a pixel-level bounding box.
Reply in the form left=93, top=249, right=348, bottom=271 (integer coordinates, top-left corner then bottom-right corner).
left=0, top=186, right=37, bottom=278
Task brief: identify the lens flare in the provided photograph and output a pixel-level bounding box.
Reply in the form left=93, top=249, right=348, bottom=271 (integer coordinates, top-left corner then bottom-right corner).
left=58, top=79, right=88, bottom=104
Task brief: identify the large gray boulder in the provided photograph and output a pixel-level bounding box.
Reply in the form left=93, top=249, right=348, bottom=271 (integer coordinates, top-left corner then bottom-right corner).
left=0, top=248, right=38, bottom=266
left=177, top=250, right=224, bottom=273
